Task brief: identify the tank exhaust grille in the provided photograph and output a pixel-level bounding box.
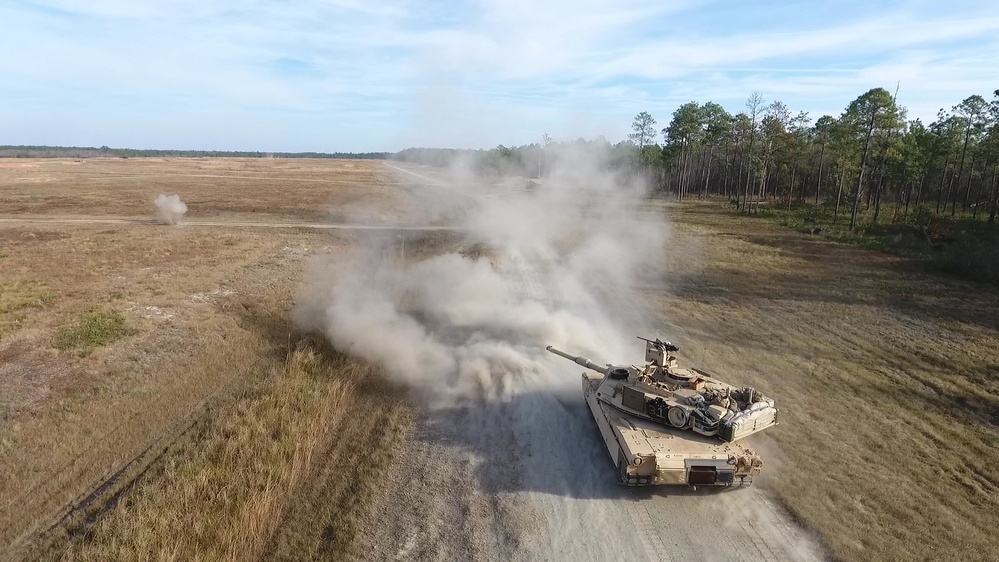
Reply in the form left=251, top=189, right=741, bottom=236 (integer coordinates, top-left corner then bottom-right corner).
left=688, top=466, right=717, bottom=486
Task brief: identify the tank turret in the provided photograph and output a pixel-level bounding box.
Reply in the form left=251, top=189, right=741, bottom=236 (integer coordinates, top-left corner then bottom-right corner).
left=546, top=337, right=778, bottom=443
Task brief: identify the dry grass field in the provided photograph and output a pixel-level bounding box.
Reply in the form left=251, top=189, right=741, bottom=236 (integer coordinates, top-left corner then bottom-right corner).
left=1, top=158, right=997, bottom=561
left=0, top=158, right=412, bottom=561
left=0, top=158, right=404, bottom=223
left=651, top=203, right=999, bottom=561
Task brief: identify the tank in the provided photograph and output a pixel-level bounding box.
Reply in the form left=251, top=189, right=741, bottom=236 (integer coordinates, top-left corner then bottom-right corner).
left=546, top=337, right=777, bottom=487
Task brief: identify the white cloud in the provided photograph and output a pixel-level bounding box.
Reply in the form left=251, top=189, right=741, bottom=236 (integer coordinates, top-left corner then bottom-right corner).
left=1, top=0, right=997, bottom=149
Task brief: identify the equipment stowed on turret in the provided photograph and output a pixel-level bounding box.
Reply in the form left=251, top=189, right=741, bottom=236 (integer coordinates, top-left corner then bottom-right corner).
left=546, top=337, right=778, bottom=487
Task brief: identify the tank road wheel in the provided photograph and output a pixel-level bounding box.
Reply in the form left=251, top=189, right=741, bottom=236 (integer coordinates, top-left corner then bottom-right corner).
left=667, top=406, right=688, bottom=428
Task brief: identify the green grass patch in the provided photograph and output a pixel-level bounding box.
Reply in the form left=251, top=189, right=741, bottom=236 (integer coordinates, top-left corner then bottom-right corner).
left=0, top=280, right=55, bottom=314
left=54, top=309, right=136, bottom=356
left=1, top=280, right=55, bottom=338
left=744, top=202, right=999, bottom=286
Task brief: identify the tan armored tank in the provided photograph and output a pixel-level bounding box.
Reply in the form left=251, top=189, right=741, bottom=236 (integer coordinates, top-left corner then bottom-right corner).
left=546, top=337, right=778, bottom=487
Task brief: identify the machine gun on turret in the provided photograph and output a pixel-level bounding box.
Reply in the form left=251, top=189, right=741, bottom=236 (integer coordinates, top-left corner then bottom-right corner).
left=637, top=336, right=678, bottom=368
left=637, top=336, right=678, bottom=353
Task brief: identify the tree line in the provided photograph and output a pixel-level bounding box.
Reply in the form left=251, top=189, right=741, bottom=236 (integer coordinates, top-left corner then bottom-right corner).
left=631, top=88, right=999, bottom=228
left=393, top=87, right=999, bottom=231
left=391, top=136, right=639, bottom=178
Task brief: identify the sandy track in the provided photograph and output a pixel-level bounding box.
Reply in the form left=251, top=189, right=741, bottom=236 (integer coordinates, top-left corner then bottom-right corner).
left=8, top=173, right=368, bottom=184
left=363, top=394, right=820, bottom=561
left=82, top=174, right=367, bottom=183
left=381, top=162, right=451, bottom=186
left=360, top=236, right=822, bottom=560
left=0, top=216, right=460, bottom=231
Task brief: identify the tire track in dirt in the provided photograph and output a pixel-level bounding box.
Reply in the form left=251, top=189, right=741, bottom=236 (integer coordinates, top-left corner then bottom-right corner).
left=504, top=246, right=820, bottom=562
left=359, top=243, right=823, bottom=561
left=2, top=359, right=266, bottom=562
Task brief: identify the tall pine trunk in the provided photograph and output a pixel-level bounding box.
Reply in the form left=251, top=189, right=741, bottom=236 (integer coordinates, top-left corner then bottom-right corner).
left=850, top=113, right=877, bottom=231
left=814, top=143, right=826, bottom=204
left=948, top=167, right=959, bottom=217
left=988, top=164, right=999, bottom=223
left=936, top=152, right=951, bottom=213
left=835, top=169, right=846, bottom=221
left=956, top=126, right=971, bottom=212
left=972, top=158, right=984, bottom=219
left=702, top=147, right=714, bottom=199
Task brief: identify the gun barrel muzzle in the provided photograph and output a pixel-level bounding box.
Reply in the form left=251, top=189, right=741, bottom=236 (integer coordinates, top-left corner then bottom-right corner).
left=546, top=345, right=609, bottom=375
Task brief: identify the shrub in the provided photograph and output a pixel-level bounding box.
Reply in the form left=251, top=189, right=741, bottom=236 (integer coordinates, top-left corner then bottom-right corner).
left=54, top=309, right=136, bottom=356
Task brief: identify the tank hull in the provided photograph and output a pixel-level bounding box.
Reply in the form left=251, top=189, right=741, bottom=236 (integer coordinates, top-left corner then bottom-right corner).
left=583, top=373, right=761, bottom=487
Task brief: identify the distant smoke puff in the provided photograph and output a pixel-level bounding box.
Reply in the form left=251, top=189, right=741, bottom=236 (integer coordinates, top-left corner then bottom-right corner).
left=154, top=193, right=188, bottom=225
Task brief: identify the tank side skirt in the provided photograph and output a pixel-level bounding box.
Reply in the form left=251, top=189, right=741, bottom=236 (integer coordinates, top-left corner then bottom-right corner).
left=583, top=374, right=623, bottom=470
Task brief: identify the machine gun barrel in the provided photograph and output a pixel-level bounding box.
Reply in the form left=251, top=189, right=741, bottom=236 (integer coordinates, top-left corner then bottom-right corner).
left=637, top=336, right=678, bottom=353
left=545, top=346, right=610, bottom=375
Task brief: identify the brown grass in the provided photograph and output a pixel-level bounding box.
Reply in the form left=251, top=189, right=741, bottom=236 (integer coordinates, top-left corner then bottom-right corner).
left=262, top=346, right=412, bottom=562
left=58, top=341, right=408, bottom=562
left=0, top=280, right=55, bottom=339
left=0, top=158, right=408, bottom=561
left=0, top=158, right=403, bottom=223
left=654, top=202, right=999, bottom=562
left=0, top=280, right=55, bottom=314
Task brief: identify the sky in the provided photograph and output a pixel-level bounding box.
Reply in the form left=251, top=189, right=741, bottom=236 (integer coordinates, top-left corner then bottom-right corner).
left=2, top=0, right=998, bottom=152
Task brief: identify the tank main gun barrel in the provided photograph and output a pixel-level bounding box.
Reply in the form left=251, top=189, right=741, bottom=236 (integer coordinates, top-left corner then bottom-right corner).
left=546, top=346, right=609, bottom=375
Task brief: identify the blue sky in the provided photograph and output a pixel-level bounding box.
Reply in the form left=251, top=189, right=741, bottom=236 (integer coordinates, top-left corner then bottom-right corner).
left=2, top=0, right=998, bottom=152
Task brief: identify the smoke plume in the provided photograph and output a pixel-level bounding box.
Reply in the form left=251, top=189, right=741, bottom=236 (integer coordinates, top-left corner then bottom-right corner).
left=154, top=193, right=188, bottom=225
left=294, top=144, right=665, bottom=403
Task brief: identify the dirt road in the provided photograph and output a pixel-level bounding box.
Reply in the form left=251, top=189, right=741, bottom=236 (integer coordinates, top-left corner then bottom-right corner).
left=358, top=167, right=823, bottom=561
left=361, top=382, right=820, bottom=561
left=0, top=216, right=459, bottom=231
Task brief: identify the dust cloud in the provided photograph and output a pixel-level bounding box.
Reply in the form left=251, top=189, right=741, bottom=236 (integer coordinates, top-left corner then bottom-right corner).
left=154, top=193, right=187, bottom=225
left=294, top=146, right=822, bottom=562
left=293, top=144, right=665, bottom=403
